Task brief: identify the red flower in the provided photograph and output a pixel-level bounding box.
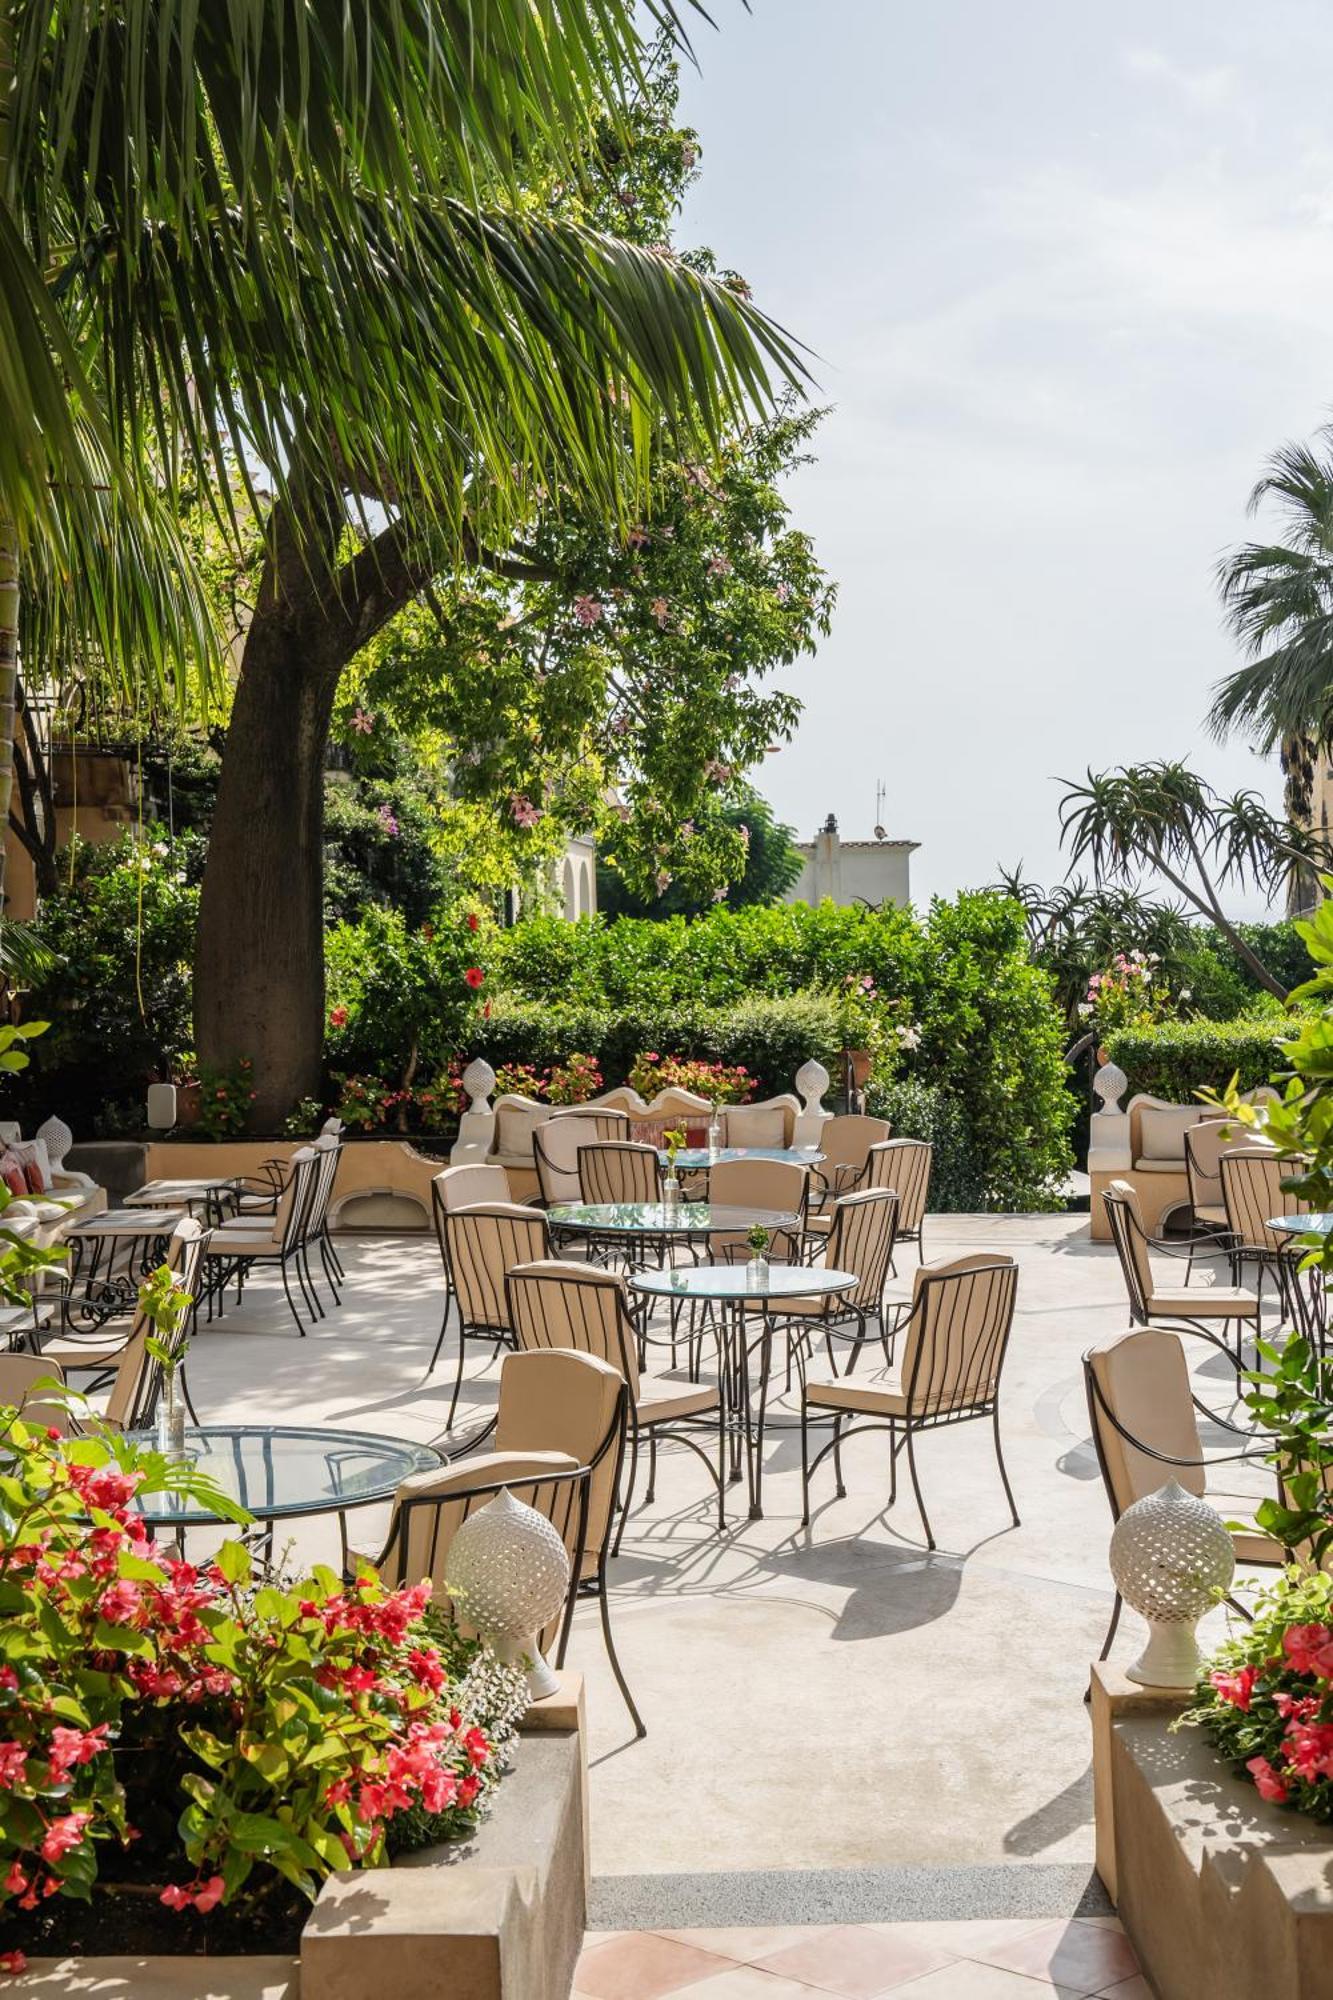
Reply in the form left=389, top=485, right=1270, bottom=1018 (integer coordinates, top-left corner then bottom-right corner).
left=0, top=1951, right=28, bottom=1976
left=464, top=967, right=485, bottom=990
left=1283, top=1622, right=1333, bottom=1678
left=329, top=1006, right=349, bottom=1029
left=1247, top=1754, right=1290, bottom=1803
left=1209, top=1665, right=1257, bottom=1711
left=40, top=1812, right=91, bottom=1862
left=466, top=912, right=479, bottom=932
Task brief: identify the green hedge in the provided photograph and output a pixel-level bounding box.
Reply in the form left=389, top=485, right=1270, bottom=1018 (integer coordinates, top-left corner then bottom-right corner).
left=872, top=1079, right=983, bottom=1214
left=1104, top=1015, right=1293, bottom=1101
left=470, top=991, right=844, bottom=1101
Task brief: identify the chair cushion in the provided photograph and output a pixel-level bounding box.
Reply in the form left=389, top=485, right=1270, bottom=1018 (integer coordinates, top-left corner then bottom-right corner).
left=1148, top=1288, right=1257, bottom=1317
left=724, top=1106, right=788, bottom=1147
left=39, top=1335, right=129, bottom=1369
left=206, top=1231, right=280, bottom=1256
left=1138, top=1107, right=1196, bottom=1163
left=1132, top=1158, right=1188, bottom=1176
left=637, top=1376, right=720, bottom=1423
left=496, top=1102, right=545, bottom=1161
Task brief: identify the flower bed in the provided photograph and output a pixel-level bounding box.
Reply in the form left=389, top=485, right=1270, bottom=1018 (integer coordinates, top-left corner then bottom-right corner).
left=0, top=1412, right=522, bottom=1970
left=1187, top=1571, right=1333, bottom=1817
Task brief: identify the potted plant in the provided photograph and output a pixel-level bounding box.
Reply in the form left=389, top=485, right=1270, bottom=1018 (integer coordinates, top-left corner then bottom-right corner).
left=662, top=1127, right=685, bottom=1209
left=137, top=1262, right=194, bottom=1457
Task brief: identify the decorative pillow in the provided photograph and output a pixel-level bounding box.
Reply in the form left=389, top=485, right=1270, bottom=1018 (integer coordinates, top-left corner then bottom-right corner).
left=723, top=1105, right=788, bottom=1148
left=7, top=1139, right=51, bottom=1193
left=22, top=1164, right=43, bottom=1195
left=0, top=1158, right=27, bottom=1201
left=1137, top=1107, right=1193, bottom=1164
left=495, top=1101, right=544, bottom=1160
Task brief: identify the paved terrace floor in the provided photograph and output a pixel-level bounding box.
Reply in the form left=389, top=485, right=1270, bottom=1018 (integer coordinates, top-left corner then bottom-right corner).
left=117, top=1212, right=1266, bottom=1919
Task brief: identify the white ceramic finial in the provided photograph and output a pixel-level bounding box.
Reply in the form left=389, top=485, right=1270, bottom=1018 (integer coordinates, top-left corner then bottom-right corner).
left=443, top=1487, right=571, bottom=1699
left=1109, top=1479, right=1234, bottom=1687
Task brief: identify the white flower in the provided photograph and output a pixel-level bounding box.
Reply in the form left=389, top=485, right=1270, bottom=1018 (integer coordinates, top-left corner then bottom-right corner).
left=1179, top=988, right=1192, bottom=1002
left=1076, top=1001, right=1094, bottom=1018
left=896, top=1023, right=923, bottom=1051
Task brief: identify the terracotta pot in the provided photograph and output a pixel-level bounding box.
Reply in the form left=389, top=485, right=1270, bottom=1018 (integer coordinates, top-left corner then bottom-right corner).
left=174, top=1083, right=201, bottom=1129
left=846, top=1049, right=874, bottom=1089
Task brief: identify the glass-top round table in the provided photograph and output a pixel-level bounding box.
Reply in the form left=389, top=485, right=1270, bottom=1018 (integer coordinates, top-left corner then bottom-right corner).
left=1267, top=1218, right=1333, bottom=1347
left=1268, top=1215, right=1333, bottom=1236
left=126, top=1425, right=440, bottom=1546
left=661, top=1146, right=824, bottom=1171
left=630, top=1263, right=857, bottom=1518
left=548, top=1201, right=802, bottom=1238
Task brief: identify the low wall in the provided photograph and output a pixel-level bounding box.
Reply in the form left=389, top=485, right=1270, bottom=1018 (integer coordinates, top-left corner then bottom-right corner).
left=11, top=1675, right=587, bottom=2000
left=1092, top=1661, right=1333, bottom=1999
left=144, top=1139, right=452, bottom=1233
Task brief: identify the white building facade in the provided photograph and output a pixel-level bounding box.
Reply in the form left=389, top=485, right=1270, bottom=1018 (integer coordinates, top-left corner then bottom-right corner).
left=783, top=814, right=917, bottom=910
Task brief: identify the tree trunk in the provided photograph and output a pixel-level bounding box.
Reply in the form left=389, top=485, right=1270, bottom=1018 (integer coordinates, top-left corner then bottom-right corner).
left=1283, top=733, right=1320, bottom=919
left=194, top=482, right=428, bottom=1128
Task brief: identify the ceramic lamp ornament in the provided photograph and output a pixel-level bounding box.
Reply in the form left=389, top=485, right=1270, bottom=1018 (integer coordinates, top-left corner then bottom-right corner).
left=1108, top=1478, right=1234, bottom=1688
left=443, top=1487, right=571, bottom=1699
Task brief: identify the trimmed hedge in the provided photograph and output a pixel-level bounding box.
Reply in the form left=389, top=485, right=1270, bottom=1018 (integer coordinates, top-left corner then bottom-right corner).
left=1104, top=1014, right=1293, bottom=1102
left=872, top=1079, right=983, bottom=1214
left=470, top=991, right=844, bottom=1101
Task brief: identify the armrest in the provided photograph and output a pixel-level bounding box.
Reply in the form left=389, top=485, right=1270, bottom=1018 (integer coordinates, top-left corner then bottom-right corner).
left=51, top=1170, right=95, bottom=1192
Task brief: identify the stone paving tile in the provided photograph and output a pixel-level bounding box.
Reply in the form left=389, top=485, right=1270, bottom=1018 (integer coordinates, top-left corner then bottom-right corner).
left=575, top=1932, right=734, bottom=2000
left=971, top=1921, right=1139, bottom=1995
left=655, top=1929, right=819, bottom=1964
left=1091, top=1979, right=1153, bottom=2000
left=676, top=1968, right=838, bottom=2000
left=749, top=1926, right=956, bottom=1998
left=887, top=1964, right=1086, bottom=1999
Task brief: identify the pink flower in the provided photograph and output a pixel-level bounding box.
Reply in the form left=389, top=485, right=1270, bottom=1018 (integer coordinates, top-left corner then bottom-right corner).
left=352, top=707, right=375, bottom=735
left=160, top=1883, right=192, bottom=1910
left=3, top=1864, right=27, bottom=1896
left=40, top=1812, right=91, bottom=1862
left=573, top=595, right=603, bottom=627
left=98, top=1580, right=142, bottom=1625
left=650, top=597, right=670, bottom=628
left=1247, top=1754, right=1290, bottom=1803
left=0, top=1669, right=16, bottom=1695
left=1283, top=1622, right=1333, bottom=1679
left=510, top=793, right=542, bottom=829
left=707, top=555, right=732, bottom=578
left=0, top=1744, right=25, bottom=1789
left=194, top=1875, right=224, bottom=1914
left=712, top=886, right=728, bottom=902
left=329, top=1005, right=348, bottom=1029
left=376, top=803, right=400, bottom=839
left=1209, top=1666, right=1257, bottom=1711
left=67, top=1463, right=143, bottom=1512
left=774, top=580, right=791, bottom=604
left=1284, top=1720, right=1333, bottom=1783
left=654, top=870, right=672, bottom=896
left=47, top=1724, right=109, bottom=1779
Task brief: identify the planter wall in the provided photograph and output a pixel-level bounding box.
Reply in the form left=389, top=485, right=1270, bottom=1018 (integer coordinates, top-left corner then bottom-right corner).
left=1092, top=1661, right=1333, bottom=2000
left=10, top=1675, right=588, bottom=2000
left=145, top=1139, right=453, bottom=1232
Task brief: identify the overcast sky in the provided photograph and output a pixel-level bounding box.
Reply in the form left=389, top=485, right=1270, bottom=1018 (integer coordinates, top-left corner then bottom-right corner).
left=675, top=0, right=1333, bottom=912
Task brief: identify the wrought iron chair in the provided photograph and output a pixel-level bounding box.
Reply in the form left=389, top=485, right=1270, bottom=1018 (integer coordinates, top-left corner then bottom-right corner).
left=577, top=1140, right=662, bottom=1207
left=533, top=1110, right=630, bottom=1206
left=799, top=1252, right=1019, bottom=1550
left=1103, top=1179, right=1262, bottom=1363
left=37, top=1217, right=206, bottom=1420
left=811, top=1114, right=892, bottom=1208
left=434, top=1203, right=550, bottom=1427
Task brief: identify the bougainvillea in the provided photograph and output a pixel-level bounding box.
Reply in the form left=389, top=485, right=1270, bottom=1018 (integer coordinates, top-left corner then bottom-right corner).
left=626, top=1052, right=755, bottom=1105
left=0, top=1411, right=514, bottom=1938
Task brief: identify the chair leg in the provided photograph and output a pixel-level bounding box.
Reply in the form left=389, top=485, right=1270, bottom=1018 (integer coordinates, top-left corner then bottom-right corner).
left=444, top=1327, right=468, bottom=1432
left=324, top=1228, right=346, bottom=1281
left=832, top=1412, right=846, bottom=1499
left=645, top=1430, right=658, bottom=1506
left=992, top=1405, right=1019, bottom=1528
left=596, top=1566, right=646, bottom=1739
left=904, top=1423, right=934, bottom=1549
left=800, top=1395, right=812, bottom=1526
left=279, top=1261, right=306, bottom=1336
left=428, top=1297, right=451, bottom=1375
left=1099, top=1590, right=1123, bottom=1662
left=612, top=1425, right=640, bottom=1558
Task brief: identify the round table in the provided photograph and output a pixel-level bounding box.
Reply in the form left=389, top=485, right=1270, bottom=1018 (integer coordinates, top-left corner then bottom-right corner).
left=1268, top=1215, right=1333, bottom=1346
left=548, top=1200, right=801, bottom=1241
left=661, top=1146, right=825, bottom=1172
left=630, top=1263, right=857, bottom=1519
left=127, top=1423, right=441, bottom=1558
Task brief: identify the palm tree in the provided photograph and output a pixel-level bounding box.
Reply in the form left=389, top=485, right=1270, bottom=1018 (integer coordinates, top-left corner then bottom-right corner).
left=1211, top=432, right=1333, bottom=907
left=4, top=3, right=806, bottom=1117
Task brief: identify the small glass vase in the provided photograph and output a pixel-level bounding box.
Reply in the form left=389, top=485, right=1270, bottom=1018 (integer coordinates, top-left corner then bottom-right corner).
left=746, top=1254, right=770, bottom=1293
left=662, top=1173, right=681, bottom=1211
left=708, top=1116, right=723, bottom=1160
left=156, top=1373, right=187, bottom=1458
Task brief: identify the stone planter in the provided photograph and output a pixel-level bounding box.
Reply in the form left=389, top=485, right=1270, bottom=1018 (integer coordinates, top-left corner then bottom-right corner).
left=1092, top=1660, right=1333, bottom=1999
left=9, top=1677, right=587, bottom=2000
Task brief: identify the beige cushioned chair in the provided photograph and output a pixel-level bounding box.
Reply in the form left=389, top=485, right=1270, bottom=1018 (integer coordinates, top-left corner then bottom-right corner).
left=1084, top=1326, right=1282, bottom=1660
left=577, top=1140, right=662, bottom=1207
left=800, top=1252, right=1019, bottom=1550
left=705, top=1156, right=807, bottom=1262
left=1103, top=1179, right=1260, bottom=1359
left=505, top=1259, right=725, bottom=1544
left=433, top=1202, right=549, bottom=1427
left=720, top=1102, right=793, bottom=1148
left=533, top=1110, right=630, bottom=1206
left=813, top=1115, right=892, bottom=1203
left=39, top=1217, right=206, bottom=1423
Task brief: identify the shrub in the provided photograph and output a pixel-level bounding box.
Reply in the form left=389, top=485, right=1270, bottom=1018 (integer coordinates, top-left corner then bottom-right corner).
left=626, top=1053, right=755, bottom=1103
left=325, top=905, right=488, bottom=1086
left=0, top=1416, right=521, bottom=1959
left=491, top=1055, right=603, bottom=1105
left=869, top=1079, right=984, bottom=1214
left=1104, top=1014, right=1291, bottom=1101
left=17, top=830, right=202, bottom=1131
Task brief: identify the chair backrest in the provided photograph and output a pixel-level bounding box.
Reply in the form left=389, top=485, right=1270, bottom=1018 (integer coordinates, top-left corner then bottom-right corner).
left=0, top=1354, right=68, bottom=1434
left=1083, top=1327, right=1205, bottom=1516
left=304, top=1133, right=342, bottom=1238
left=720, top=1101, right=793, bottom=1148
left=868, top=1138, right=932, bottom=1232
left=577, top=1140, right=662, bottom=1206
left=534, top=1111, right=629, bottom=1203
left=320, top=1116, right=345, bottom=1137
left=822, top=1188, right=899, bottom=1311
left=1220, top=1148, right=1309, bottom=1255
left=1184, top=1120, right=1231, bottom=1212
left=819, top=1114, right=893, bottom=1177
left=376, top=1449, right=588, bottom=1653
left=505, top=1259, right=639, bottom=1397
left=433, top=1164, right=512, bottom=1214
left=443, top=1204, right=550, bottom=1332
left=706, top=1156, right=808, bottom=1223
left=106, top=1218, right=208, bottom=1431
left=898, top=1253, right=1018, bottom=1415
left=494, top=1348, right=627, bottom=1570
left=270, top=1147, right=319, bottom=1251
left=1103, top=1180, right=1152, bottom=1319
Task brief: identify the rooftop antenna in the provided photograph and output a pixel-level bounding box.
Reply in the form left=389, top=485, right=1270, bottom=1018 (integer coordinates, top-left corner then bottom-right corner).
left=874, top=779, right=887, bottom=843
